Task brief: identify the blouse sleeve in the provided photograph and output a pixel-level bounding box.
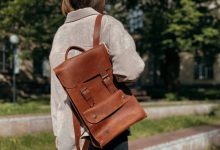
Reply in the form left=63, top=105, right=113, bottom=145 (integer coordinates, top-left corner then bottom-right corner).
left=50, top=72, right=58, bottom=137
left=105, top=16, right=145, bottom=82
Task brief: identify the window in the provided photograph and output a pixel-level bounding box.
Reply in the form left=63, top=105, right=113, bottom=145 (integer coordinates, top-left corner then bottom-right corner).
left=194, top=52, right=213, bottom=80
left=33, top=48, right=49, bottom=77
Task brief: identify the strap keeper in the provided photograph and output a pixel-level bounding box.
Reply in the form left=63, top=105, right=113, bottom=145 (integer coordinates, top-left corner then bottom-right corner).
left=80, top=88, right=94, bottom=107
left=102, top=75, right=117, bottom=94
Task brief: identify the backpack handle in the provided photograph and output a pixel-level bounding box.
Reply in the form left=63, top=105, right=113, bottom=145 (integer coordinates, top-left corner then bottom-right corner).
left=65, top=46, right=86, bottom=60
left=65, top=15, right=103, bottom=61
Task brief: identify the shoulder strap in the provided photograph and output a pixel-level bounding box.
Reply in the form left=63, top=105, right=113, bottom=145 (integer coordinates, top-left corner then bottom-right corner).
left=72, top=113, right=90, bottom=150
left=93, top=15, right=103, bottom=47
left=71, top=15, right=103, bottom=150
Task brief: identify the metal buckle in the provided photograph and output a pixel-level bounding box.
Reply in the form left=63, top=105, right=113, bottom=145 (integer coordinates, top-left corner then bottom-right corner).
left=101, top=74, right=109, bottom=79
left=80, top=87, right=87, bottom=93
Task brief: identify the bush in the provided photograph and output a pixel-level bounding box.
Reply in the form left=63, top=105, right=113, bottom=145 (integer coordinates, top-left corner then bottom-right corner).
left=165, top=92, right=178, bottom=101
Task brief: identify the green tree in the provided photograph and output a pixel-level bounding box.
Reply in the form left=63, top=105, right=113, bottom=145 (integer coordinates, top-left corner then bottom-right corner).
left=0, top=0, right=64, bottom=56
left=162, top=0, right=220, bottom=90
left=164, top=0, right=219, bottom=52
left=115, top=0, right=220, bottom=91
left=1, top=0, right=220, bottom=92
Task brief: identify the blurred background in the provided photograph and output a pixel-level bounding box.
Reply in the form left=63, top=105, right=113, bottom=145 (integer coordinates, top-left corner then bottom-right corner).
left=0, top=0, right=220, bottom=150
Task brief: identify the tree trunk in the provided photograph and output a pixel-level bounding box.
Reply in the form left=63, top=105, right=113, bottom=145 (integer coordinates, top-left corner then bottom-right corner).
left=161, top=49, right=180, bottom=91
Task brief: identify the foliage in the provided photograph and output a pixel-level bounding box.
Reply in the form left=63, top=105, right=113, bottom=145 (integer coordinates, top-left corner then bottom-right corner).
left=164, top=92, right=178, bottom=101
left=0, top=0, right=64, bottom=54
left=163, top=0, right=203, bottom=51
left=137, top=0, right=220, bottom=90
left=1, top=0, right=220, bottom=91
left=164, top=0, right=220, bottom=53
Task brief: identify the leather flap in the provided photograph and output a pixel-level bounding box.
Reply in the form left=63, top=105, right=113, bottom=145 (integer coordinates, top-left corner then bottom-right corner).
left=83, top=90, right=128, bottom=124
left=53, top=44, right=112, bottom=88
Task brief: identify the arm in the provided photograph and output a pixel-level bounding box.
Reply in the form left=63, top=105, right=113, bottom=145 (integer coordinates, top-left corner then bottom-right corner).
left=106, top=16, right=145, bottom=82
left=50, top=72, right=58, bottom=137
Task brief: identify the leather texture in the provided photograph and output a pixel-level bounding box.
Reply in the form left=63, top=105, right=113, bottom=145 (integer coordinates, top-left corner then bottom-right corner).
left=53, top=14, right=147, bottom=149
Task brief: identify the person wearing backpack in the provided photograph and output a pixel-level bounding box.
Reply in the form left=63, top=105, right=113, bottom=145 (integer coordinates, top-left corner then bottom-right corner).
left=49, top=0, right=145, bottom=149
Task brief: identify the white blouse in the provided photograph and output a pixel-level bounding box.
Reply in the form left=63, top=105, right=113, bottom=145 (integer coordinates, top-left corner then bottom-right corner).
left=49, top=7, right=145, bottom=150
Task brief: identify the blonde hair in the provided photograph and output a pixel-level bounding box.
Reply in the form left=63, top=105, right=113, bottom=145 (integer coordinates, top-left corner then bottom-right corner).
left=61, top=0, right=105, bottom=15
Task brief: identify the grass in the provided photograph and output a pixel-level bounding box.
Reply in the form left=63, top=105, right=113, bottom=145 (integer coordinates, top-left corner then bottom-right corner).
left=0, top=132, right=55, bottom=150
left=129, top=113, right=220, bottom=140
left=0, top=107, right=220, bottom=150
left=210, top=145, right=220, bottom=150
left=0, top=98, right=217, bottom=116
left=0, top=99, right=50, bottom=116
left=130, top=105, right=220, bottom=140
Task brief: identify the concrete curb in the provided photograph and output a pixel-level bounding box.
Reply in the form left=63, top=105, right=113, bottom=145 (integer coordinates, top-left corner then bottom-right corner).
left=0, top=103, right=216, bottom=137
left=129, top=125, right=220, bottom=150
left=0, top=115, right=52, bottom=137
left=145, top=103, right=215, bottom=119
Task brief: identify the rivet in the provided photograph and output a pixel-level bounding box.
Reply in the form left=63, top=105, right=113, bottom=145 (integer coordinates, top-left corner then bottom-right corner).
left=105, top=130, right=109, bottom=134
left=122, top=95, right=126, bottom=99
left=93, top=114, right=98, bottom=119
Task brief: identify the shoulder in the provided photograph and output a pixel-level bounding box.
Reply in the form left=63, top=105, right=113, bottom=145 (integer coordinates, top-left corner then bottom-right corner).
left=51, top=24, right=69, bottom=47
left=50, top=25, right=66, bottom=55
left=102, top=15, right=125, bottom=29
left=53, top=24, right=65, bottom=40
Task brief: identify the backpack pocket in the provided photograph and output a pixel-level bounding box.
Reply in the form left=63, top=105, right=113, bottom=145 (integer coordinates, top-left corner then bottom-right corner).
left=83, top=90, right=128, bottom=124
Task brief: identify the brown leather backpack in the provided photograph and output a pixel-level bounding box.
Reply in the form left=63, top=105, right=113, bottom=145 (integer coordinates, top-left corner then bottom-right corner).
left=53, top=15, right=147, bottom=149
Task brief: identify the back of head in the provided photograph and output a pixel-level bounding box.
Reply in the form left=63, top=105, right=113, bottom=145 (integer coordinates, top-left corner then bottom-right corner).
left=61, top=0, right=105, bottom=15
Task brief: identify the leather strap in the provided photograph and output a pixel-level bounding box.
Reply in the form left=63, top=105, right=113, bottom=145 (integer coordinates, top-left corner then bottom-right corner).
left=72, top=113, right=81, bottom=150
left=72, top=14, right=104, bottom=150
left=72, top=113, right=91, bottom=150
left=82, top=139, right=90, bottom=150
left=93, top=15, right=103, bottom=47
left=100, top=70, right=117, bottom=94
left=65, top=46, right=86, bottom=60
left=102, top=76, right=117, bottom=94
left=80, top=87, right=94, bottom=107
